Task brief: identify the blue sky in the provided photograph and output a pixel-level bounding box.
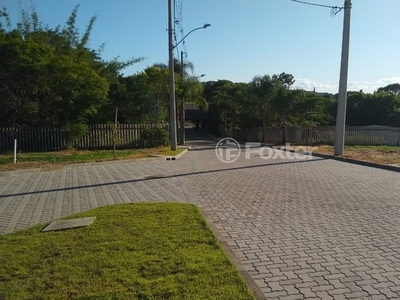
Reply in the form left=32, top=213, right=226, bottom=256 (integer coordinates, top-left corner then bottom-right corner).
left=2, top=0, right=400, bottom=93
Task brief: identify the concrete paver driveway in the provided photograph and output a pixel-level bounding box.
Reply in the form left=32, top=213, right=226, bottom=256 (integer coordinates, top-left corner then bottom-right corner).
left=1, top=135, right=400, bottom=299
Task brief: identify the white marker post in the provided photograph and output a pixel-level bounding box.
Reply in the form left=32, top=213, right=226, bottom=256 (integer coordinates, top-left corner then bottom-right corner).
left=14, top=139, right=17, bottom=163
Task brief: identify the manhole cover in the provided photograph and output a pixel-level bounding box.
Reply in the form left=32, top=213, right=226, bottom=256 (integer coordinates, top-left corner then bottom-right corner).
left=42, top=217, right=96, bottom=232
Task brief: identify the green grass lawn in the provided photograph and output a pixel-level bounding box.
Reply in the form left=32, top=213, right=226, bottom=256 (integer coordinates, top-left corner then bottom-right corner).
left=0, top=147, right=185, bottom=171
left=0, top=203, right=254, bottom=300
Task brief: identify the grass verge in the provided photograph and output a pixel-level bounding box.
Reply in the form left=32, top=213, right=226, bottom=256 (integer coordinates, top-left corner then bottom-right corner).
left=278, top=144, right=400, bottom=165
left=0, top=146, right=185, bottom=172
left=0, top=203, right=254, bottom=300
left=308, top=145, right=400, bottom=165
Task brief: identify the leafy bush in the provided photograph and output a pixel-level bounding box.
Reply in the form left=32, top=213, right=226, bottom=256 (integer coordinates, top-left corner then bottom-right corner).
left=140, top=127, right=169, bottom=148
left=62, top=123, right=89, bottom=148
left=107, top=121, right=121, bottom=149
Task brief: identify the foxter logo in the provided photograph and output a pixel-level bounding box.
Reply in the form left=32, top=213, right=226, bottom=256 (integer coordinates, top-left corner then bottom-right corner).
left=215, top=138, right=241, bottom=163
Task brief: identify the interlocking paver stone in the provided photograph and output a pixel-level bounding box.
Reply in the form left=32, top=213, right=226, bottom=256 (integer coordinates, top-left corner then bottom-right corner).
left=1, top=132, right=400, bottom=299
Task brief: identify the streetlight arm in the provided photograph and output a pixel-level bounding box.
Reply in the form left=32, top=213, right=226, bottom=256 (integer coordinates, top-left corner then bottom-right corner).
left=173, top=23, right=210, bottom=49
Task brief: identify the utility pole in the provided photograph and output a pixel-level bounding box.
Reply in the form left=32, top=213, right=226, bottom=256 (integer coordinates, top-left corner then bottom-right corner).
left=334, top=0, right=352, bottom=156
left=168, top=0, right=177, bottom=151
left=180, top=50, right=185, bottom=145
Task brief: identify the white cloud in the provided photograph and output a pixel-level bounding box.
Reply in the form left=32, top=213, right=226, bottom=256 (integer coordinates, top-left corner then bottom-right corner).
left=294, top=77, right=400, bottom=94
left=294, top=79, right=337, bottom=93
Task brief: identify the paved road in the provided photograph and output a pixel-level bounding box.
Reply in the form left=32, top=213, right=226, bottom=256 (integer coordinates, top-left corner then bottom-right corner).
left=1, top=131, right=400, bottom=299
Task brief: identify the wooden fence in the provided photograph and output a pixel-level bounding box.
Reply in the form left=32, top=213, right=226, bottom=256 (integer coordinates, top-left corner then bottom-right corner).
left=217, top=125, right=400, bottom=146
left=0, top=124, right=168, bottom=153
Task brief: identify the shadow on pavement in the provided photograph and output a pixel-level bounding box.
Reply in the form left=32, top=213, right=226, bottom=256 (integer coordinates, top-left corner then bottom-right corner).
left=0, top=158, right=327, bottom=198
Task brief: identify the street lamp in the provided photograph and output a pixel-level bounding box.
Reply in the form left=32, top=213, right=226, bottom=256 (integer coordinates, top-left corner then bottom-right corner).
left=168, top=0, right=210, bottom=150
left=174, top=23, right=211, bottom=49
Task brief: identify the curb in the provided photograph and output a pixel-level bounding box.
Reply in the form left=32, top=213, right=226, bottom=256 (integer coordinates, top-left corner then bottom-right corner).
left=175, top=148, right=188, bottom=159
left=199, top=207, right=267, bottom=300
left=165, top=146, right=190, bottom=161
left=276, top=146, right=400, bottom=173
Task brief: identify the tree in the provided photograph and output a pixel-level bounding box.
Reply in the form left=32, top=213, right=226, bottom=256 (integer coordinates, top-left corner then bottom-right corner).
left=345, top=90, right=400, bottom=127
left=377, top=83, right=400, bottom=96
left=142, top=66, right=171, bottom=123
left=0, top=30, right=51, bottom=127
left=290, top=92, right=333, bottom=126
left=272, top=72, right=295, bottom=89
left=177, top=75, right=207, bottom=143
left=0, top=4, right=141, bottom=140
left=271, top=87, right=302, bottom=126
left=251, top=75, right=276, bottom=141
left=202, top=80, right=232, bottom=134
left=213, top=82, right=250, bottom=137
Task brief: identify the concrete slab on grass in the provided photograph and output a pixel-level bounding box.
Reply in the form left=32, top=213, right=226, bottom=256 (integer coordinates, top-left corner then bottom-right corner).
left=42, top=217, right=96, bottom=232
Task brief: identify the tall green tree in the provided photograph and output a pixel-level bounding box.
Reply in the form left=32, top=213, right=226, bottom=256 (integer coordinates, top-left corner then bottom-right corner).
left=0, top=4, right=141, bottom=140
left=178, top=75, right=207, bottom=142
left=202, top=80, right=232, bottom=134
left=272, top=72, right=295, bottom=89
left=213, top=82, right=250, bottom=137
left=251, top=75, right=276, bottom=141
left=377, top=83, right=400, bottom=96
left=346, top=91, right=400, bottom=126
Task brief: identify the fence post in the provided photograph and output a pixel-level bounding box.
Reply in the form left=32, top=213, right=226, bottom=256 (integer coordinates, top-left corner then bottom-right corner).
left=114, top=108, right=118, bottom=155
left=14, top=139, right=17, bottom=163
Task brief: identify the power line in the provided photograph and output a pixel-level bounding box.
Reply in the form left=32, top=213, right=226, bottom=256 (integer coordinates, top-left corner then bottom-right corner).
left=173, top=0, right=179, bottom=57
left=290, top=0, right=344, bottom=16
left=177, top=1, right=187, bottom=55
left=174, top=0, right=186, bottom=57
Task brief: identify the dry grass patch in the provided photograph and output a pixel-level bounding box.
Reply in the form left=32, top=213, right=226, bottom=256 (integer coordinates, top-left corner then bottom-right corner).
left=280, top=144, right=400, bottom=165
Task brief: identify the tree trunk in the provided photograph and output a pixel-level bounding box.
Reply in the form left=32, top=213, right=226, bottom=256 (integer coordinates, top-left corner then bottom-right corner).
left=232, top=113, right=236, bottom=139
left=262, top=108, right=267, bottom=143
left=283, top=111, right=287, bottom=144
left=179, top=99, right=185, bottom=145
left=223, top=111, right=227, bottom=136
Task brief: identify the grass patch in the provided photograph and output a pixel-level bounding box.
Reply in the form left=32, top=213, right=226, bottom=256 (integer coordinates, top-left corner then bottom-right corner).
left=344, top=145, right=400, bottom=152
left=0, top=203, right=254, bottom=300
left=0, top=147, right=185, bottom=171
